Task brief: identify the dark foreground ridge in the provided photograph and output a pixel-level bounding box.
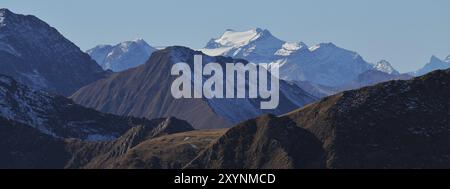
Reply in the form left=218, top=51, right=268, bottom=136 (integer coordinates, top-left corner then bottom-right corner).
left=187, top=68, right=450, bottom=168
left=2, top=68, right=450, bottom=168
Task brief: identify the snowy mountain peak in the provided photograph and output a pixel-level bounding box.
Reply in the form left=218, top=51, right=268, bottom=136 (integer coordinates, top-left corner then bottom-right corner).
left=275, top=41, right=308, bottom=56
left=202, top=28, right=285, bottom=60
left=208, top=28, right=279, bottom=48
left=202, top=30, right=374, bottom=86
left=414, top=55, right=450, bottom=76
left=87, top=38, right=156, bottom=72
left=374, top=60, right=400, bottom=75
left=445, top=54, right=450, bottom=62
left=214, top=28, right=264, bottom=47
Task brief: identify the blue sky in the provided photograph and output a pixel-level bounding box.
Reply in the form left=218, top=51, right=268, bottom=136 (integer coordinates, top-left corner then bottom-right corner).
left=2, top=0, right=450, bottom=72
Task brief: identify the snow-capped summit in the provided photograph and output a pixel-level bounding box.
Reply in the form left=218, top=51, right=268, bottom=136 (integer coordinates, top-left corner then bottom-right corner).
left=373, top=60, right=400, bottom=75
left=202, top=28, right=286, bottom=62
left=213, top=28, right=262, bottom=47
left=201, top=28, right=375, bottom=87
left=275, top=42, right=308, bottom=56
left=414, top=55, right=450, bottom=76
left=207, top=28, right=277, bottom=47
left=87, top=38, right=156, bottom=72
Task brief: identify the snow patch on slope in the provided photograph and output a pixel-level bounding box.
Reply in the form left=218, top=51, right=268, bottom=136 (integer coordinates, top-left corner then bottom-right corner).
left=0, top=76, right=56, bottom=136
left=275, top=42, right=306, bottom=56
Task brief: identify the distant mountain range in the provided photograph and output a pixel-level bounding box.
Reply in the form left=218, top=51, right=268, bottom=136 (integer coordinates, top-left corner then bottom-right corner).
left=200, top=28, right=401, bottom=87
left=87, top=39, right=156, bottom=72
left=83, top=28, right=447, bottom=97
left=71, top=46, right=318, bottom=129
left=0, top=9, right=108, bottom=96
left=413, top=55, right=450, bottom=76
left=338, top=70, right=413, bottom=91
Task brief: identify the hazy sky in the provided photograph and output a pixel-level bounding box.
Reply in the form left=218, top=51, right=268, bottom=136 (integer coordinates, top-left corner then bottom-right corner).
left=3, top=0, right=450, bottom=72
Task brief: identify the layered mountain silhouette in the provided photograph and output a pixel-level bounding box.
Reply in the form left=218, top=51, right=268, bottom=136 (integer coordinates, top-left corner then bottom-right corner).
left=87, top=39, right=156, bottom=72
left=0, top=9, right=108, bottom=96
left=71, top=46, right=318, bottom=129
left=1, top=9, right=450, bottom=169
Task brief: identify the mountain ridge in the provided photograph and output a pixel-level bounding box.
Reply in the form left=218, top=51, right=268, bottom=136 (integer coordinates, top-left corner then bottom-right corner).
left=71, top=46, right=318, bottom=129
left=0, top=8, right=108, bottom=96
left=0, top=74, right=192, bottom=141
